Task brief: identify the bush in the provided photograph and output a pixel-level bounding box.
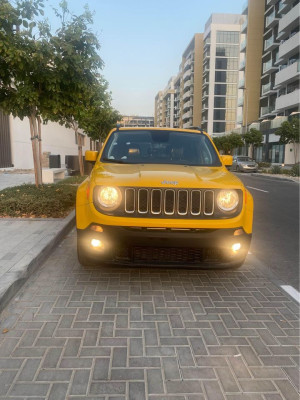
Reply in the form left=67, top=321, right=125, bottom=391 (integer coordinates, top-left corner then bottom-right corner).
left=271, top=165, right=282, bottom=174
left=0, top=184, right=77, bottom=218
left=289, top=163, right=300, bottom=177
left=258, top=162, right=271, bottom=168
left=57, top=175, right=88, bottom=185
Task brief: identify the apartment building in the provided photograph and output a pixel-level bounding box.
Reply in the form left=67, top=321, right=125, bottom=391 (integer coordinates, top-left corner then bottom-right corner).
left=201, top=14, right=245, bottom=135
left=154, top=78, right=175, bottom=128
left=181, top=34, right=204, bottom=129
left=120, top=116, right=154, bottom=127
left=237, top=0, right=299, bottom=164
left=154, top=34, right=203, bottom=129
left=237, top=0, right=265, bottom=128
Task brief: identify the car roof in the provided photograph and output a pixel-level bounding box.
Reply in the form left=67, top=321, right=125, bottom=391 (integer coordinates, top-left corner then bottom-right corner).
left=113, top=127, right=211, bottom=138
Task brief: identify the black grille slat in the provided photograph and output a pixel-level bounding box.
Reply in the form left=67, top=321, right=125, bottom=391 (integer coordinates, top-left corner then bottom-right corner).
left=151, top=189, right=162, bottom=214
left=191, top=190, right=201, bottom=215
left=178, top=190, right=188, bottom=215
left=125, top=188, right=135, bottom=213
left=204, top=190, right=214, bottom=215
left=138, top=189, right=148, bottom=213
left=164, top=190, right=175, bottom=215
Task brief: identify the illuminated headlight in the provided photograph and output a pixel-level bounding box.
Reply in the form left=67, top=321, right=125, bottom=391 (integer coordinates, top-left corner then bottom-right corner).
left=95, top=186, right=122, bottom=211
left=217, top=190, right=239, bottom=212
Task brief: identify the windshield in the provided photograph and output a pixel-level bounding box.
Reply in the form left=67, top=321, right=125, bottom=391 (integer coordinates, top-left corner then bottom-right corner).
left=237, top=157, right=253, bottom=162
left=101, top=130, right=221, bottom=166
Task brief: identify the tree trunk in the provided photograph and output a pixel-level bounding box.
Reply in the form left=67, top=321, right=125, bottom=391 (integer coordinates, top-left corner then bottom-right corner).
left=76, top=131, right=84, bottom=176
left=29, top=116, right=39, bottom=187
left=30, top=114, right=43, bottom=186
left=37, top=116, right=43, bottom=176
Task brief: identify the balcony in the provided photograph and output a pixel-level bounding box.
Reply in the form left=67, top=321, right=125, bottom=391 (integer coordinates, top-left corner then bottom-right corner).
left=183, top=69, right=192, bottom=81
left=183, top=101, right=193, bottom=111
left=183, top=90, right=192, bottom=101
left=237, top=114, right=243, bottom=124
left=183, top=121, right=192, bottom=129
left=261, top=82, right=276, bottom=96
left=242, top=0, right=248, bottom=14
left=240, top=39, right=247, bottom=52
left=184, top=79, right=193, bottom=90
left=278, top=32, right=300, bottom=61
left=238, top=97, right=244, bottom=107
left=266, top=0, right=278, bottom=5
left=241, top=18, right=247, bottom=34
left=262, top=59, right=278, bottom=75
left=238, top=78, right=245, bottom=89
left=264, top=36, right=280, bottom=52
left=276, top=89, right=300, bottom=111
left=260, top=105, right=275, bottom=117
left=183, top=58, right=192, bottom=71
left=275, top=61, right=300, bottom=87
left=239, top=60, right=246, bottom=71
left=182, top=110, right=192, bottom=120
left=278, top=4, right=300, bottom=38
left=266, top=10, right=279, bottom=29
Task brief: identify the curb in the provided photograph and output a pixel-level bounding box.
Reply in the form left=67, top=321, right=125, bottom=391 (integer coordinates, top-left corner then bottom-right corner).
left=252, top=173, right=299, bottom=183
left=0, top=211, right=75, bottom=313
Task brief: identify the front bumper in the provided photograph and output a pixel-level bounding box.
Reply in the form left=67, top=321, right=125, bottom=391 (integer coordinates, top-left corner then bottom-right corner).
left=240, top=165, right=258, bottom=172
left=77, top=224, right=251, bottom=267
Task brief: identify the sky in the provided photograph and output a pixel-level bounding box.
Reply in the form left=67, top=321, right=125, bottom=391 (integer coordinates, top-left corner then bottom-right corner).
left=45, top=0, right=243, bottom=117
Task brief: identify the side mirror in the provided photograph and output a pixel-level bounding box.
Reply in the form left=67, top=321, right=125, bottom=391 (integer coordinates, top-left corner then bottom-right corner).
left=220, top=155, right=233, bottom=166
left=85, top=151, right=98, bottom=163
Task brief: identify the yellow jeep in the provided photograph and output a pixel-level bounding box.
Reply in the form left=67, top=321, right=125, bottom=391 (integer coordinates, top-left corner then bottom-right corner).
left=76, top=127, right=253, bottom=268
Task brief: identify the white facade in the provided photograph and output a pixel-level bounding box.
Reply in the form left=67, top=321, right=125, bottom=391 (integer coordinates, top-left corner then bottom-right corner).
left=202, top=14, right=244, bottom=135
left=9, top=116, right=89, bottom=170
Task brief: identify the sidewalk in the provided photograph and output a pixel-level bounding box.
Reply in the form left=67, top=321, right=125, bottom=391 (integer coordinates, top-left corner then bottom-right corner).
left=0, top=212, right=75, bottom=313
left=0, top=170, right=35, bottom=190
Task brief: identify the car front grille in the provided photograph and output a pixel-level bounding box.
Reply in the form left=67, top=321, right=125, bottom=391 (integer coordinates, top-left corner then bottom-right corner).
left=124, top=187, right=214, bottom=218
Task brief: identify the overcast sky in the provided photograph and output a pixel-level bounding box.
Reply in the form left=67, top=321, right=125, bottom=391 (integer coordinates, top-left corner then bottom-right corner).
left=45, top=0, right=244, bottom=116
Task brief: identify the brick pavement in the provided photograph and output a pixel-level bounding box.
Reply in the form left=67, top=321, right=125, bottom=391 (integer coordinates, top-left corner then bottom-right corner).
left=0, top=229, right=299, bottom=400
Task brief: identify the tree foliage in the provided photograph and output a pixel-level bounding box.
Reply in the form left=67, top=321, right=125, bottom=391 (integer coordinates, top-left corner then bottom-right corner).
left=0, top=0, right=120, bottom=180
left=242, top=128, right=263, bottom=159
left=213, top=133, right=244, bottom=155
left=275, top=117, right=299, bottom=163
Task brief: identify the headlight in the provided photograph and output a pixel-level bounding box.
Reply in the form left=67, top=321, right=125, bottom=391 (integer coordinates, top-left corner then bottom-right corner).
left=217, top=190, right=239, bottom=212
left=95, top=186, right=122, bottom=211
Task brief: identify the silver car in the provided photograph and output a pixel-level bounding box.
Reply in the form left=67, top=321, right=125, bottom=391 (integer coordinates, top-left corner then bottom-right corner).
left=232, top=156, right=258, bottom=172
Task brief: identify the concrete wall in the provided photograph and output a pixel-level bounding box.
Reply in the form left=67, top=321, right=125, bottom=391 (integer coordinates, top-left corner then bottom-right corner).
left=9, top=117, right=89, bottom=170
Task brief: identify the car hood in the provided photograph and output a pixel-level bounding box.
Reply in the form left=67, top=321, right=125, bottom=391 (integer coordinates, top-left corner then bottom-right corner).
left=91, top=163, right=244, bottom=189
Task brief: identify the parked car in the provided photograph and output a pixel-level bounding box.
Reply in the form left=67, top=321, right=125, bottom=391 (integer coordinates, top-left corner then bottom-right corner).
left=76, top=127, right=253, bottom=268
left=232, top=156, right=258, bottom=172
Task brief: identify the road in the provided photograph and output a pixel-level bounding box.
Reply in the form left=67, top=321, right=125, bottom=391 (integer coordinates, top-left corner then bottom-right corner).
left=236, top=173, right=299, bottom=290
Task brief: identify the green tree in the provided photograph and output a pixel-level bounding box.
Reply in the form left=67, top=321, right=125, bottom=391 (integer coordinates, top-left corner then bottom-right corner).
left=242, top=128, right=263, bottom=159
left=275, top=117, right=299, bottom=163
left=213, top=133, right=243, bottom=155
left=45, top=2, right=108, bottom=176
left=0, top=0, right=50, bottom=185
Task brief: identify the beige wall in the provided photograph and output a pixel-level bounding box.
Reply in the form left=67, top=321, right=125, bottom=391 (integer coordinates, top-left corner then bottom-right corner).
left=244, top=0, right=265, bottom=125
left=193, top=34, right=204, bottom=127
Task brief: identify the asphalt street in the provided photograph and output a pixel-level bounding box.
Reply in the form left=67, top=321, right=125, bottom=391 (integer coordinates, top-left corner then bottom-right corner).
left=235, top=173, right=299, bottom=291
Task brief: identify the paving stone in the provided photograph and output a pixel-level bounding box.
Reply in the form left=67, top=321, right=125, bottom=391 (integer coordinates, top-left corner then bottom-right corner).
left=0, top=230, right=298, bottom=400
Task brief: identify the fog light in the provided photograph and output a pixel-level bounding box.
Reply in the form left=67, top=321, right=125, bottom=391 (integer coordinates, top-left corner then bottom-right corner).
left=91, top=239, right=103, bottom=249
left=232, top=243, right=241, bottom=253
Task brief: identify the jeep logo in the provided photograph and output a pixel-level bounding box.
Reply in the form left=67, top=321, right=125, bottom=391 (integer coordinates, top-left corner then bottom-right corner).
left=161, top=180, right=178, bottom=185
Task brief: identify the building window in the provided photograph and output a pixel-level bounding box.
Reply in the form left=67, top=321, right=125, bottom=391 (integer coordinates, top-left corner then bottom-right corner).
left=215, top=71, right=238, bottom=83
left=214, top=97, right=226, bottom=108
left=213, top=122, right=226, bottom=132
left=216, top=31, right=239, bottom=44
left=216, top=45, right=239, bottom=57
left=215, top=58, right=238, bottom=70
left=214, top=109, right=226, bottom=120
left=215, top=84, right=237, bottom=96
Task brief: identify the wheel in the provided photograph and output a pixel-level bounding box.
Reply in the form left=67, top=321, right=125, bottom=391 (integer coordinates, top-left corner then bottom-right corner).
left=236, top=165, right=241, bottom=172
left=77, top=236, right=98, bottom=267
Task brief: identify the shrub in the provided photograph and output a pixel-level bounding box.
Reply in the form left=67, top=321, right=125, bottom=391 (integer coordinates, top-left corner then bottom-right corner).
left=289, top=163, right=300, bottom=177
left=0, top=184, right=77, bottom=218
left=271, top=165, right=282, bottom=174
left=258, top=162, right=271, bottom=168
